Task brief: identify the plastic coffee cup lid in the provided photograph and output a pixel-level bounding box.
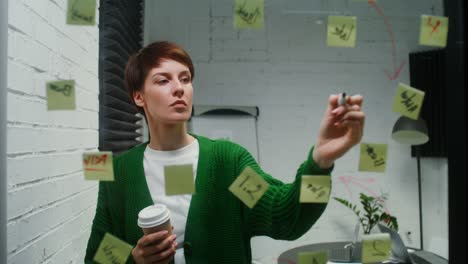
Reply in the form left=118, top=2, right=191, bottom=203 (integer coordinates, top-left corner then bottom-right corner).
left=137, top=204, right=171, bottom=228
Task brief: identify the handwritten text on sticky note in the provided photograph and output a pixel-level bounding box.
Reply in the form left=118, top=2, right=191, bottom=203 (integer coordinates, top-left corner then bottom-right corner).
left=298, top=251, right=328, bottom=264
left=67, top=0, right=97, bottom=25
left=327, top=16, right=357, bottom=48
left=419, top=15, right=449, bottom=47
left=392, top=83, right=425, bottom=120
left=83, top=152, right=114, bottom=181
left=229, top=166, right=269, bottom=208
left=233, top=0, right=264, bottom=29
left=47, top=80, right=76, bottom=110
left=361, top=233, right=391, bottom=264
left=300, top=176, right=331, bottom=203
left=358, top=143, right=388, bottom=173
left=164, top=164, right=195, bottom=195
left=93, top=233, right=133, bottom=264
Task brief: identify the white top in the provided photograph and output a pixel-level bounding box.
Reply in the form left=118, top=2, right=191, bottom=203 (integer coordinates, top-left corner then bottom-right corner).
left=137, top=204, right=171, bottom=228
left=143, top=139, right=199, bottom=264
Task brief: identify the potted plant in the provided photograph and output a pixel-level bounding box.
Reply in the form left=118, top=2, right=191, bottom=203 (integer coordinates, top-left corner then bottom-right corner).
left=333, top=192, right=398, bottom=235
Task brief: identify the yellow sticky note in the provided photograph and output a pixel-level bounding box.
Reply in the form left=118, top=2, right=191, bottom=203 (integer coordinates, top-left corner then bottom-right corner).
left=83, top=152, right=114, bottom=181
left=47, top=80, right=76, bottom=110
left=300, top=176, right=331, bottom=203
left=298, top=251, right=328, bottom=264
left=164, top=164, right=195, bottom=195
left=93, top=233, right=133, bottom=264
left=358, top=143, right=388, bottom=173
left=361, top=233, right=391, bottom=264
left=419, top=15, right=449, bottom=47
left=233, top=0, right=264, bottom=29
left=67, top=0, right=97, bottom=25
left=228, top=166, right=270, bottom=208
left=392, top=83, right=425, bottom=120
left=327, top=16, right=357, bottom=48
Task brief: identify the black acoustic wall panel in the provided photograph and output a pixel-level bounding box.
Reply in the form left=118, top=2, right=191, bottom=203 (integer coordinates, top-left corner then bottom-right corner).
left=409, top=49, right=447, bottom=157
left=99, top=0, right=144, bottom=154
left=443, top=0, right=466, bottom=262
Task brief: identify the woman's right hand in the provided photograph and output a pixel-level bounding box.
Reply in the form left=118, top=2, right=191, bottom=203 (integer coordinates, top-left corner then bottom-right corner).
left=132, top=230, right=177, bottom=264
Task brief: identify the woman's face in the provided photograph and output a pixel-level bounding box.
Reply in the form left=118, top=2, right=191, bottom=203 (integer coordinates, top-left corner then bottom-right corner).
left=134, top=59, right=193, bottom=125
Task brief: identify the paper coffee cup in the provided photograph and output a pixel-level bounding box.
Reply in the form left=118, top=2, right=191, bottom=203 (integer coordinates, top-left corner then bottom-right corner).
left=138, top=204, right=172, bottom=235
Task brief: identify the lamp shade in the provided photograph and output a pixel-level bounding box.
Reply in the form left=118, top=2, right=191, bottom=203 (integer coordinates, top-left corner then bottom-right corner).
left=391, top=116, right=429, bottom=145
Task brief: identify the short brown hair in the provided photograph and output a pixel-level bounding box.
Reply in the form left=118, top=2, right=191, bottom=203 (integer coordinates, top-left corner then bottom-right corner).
left=124, top=41, right=195, bottom=116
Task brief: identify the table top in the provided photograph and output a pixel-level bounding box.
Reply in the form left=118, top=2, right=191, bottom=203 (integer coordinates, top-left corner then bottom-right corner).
left=277, top=241, right=448, bottom=264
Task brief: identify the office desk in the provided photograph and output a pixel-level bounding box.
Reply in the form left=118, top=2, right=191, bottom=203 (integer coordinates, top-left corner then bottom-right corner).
left=277, top=241, right=448, bottom=264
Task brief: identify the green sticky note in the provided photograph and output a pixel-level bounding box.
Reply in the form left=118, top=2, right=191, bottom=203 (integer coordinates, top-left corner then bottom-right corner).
left=228, top=166, right=270, bottom=208
left=419, top=15, right=449, bottom=47
left=233, top=0, right=264, bottom=29
left=392, top=83, right=425, bottom=120
left=93, top=233, right=133, bottom=264
left=46, top=80, right=76, bottom=110
left=164, top=164, right=195, bottom=195
left=300, top=176, right=331, bottom=203
left=298, top=251, right=328, bottom=264
left=358, top=143, right=388, bottom=173
left=361, top=233, right=391, bottom=264
left=67, top=0, right=97, bottom=25
left=83, top=152, right=114, bottom=181
left=327, top=16, right=357, bottom=48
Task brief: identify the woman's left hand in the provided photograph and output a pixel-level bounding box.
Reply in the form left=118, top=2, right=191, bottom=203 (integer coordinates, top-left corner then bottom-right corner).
left=312, top=93, right=365, bottom=169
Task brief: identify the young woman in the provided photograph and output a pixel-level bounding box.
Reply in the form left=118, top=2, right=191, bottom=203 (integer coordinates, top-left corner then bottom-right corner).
left=85, top=41, right=365, bottom=264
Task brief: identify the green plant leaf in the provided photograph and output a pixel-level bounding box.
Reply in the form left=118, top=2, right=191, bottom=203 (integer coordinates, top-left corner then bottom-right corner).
left=333, top=197, right=361, bottom=218
left=335, top=193, right=399, bottom=235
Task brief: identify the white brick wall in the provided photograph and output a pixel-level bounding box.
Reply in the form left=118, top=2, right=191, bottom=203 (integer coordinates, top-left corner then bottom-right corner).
left=7, top=0, right=99, bottom=263
left=145, top=0, right=448, bottom=262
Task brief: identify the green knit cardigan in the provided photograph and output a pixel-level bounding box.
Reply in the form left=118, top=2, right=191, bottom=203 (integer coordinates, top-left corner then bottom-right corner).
left=85, top=134, right=333, bottom=263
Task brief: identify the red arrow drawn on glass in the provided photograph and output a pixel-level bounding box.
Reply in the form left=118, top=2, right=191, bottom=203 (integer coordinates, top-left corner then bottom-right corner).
left=368, top=0, right=405, bottom=80
left=338, top=175, right=389, bottom=213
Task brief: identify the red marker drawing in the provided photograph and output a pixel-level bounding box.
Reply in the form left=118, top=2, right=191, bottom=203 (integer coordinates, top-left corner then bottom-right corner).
left=427, top=17, right=441, bottom=35
left=338, top=175, right=390, bottom=214
left=368, top=0, right=405, bottom=81
left=84, top=154, right=108, bottom=170
left=84, top=168, right=107, bottom=172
